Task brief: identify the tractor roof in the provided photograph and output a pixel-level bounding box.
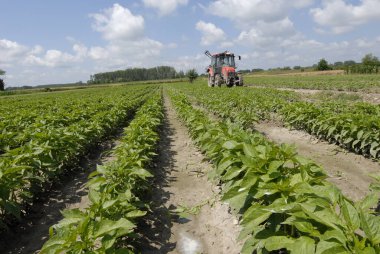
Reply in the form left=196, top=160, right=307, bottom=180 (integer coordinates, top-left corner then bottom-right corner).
left=212, top=51, right=235, bottom=57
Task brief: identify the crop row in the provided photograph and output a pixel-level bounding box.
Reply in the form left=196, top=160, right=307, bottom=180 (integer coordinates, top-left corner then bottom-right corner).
left=0, top=86, right=152, bottom=153
left=176, top=85, right=380, bottom=159
left=244, top=74, right=380, bottom=92
left=0, top=86, right=154, bottom=229
left=168, top=89, right=380, bottom=254
left=40, top=90, right=163, bottom=253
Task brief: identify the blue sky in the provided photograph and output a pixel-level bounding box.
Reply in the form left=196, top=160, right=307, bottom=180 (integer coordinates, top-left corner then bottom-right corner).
left=1, top=0, right=380, bottom=86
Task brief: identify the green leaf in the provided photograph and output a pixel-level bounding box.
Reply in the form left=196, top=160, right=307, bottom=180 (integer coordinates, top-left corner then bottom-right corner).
left=222, top=185, right=249, bottom=211
left=216, top=156, right=235, bottom=175
left=222, top=140, right=239, bottom=150
left=268, top=160, right=283, bottom=172
left=340, top=198, right=360, bottom=230
left=316, top=240, right=349, bottom=254
left=94, top=218, right=135, bottom=238
left=358, top=193, right=379, bottom=211
left=221, top=166, right=244, bottom=181
left=359, top=210, right=380, bottom=245
left=125, top=210, right=147, bottom=218
left=243, top=143, right=256, bottom=157
left=241, top=204, right=272, bottom=229
left=321, top=229, right=348, bottom=246
left=264, top=236, right=295, bottom=251
left=290, top=236, right=316, bottom=254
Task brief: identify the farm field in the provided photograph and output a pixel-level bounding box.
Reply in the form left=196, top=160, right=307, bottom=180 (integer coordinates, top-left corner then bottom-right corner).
left=245, top=74, right=380, bottom=93
left=0, top=79, right=379, bottom=254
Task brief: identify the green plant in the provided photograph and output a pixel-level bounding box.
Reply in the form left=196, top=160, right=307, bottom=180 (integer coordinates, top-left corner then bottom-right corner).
left=40, top=91, right=164, bottom=253
left=0, top=85, right=156, bottom=229
left=168, top=88, right=380, bottom=253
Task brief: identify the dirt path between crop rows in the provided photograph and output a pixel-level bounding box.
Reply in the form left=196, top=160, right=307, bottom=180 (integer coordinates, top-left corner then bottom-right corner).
left=0, top=137, right=121, bottom=254
left=254, top=121, right=380, bottom=201
left=137, top=94, right=241, bottom=254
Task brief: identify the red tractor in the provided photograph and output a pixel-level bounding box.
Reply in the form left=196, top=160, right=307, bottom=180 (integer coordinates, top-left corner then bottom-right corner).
left=205, top=50, right=243, bottom=87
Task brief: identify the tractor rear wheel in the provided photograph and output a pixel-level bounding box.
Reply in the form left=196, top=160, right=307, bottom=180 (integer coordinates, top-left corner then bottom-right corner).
left=215, top=74, right=222, bottom=87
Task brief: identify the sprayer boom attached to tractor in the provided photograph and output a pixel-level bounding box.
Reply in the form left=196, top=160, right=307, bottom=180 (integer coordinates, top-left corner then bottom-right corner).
left=205, top=50, right=243, bottom=87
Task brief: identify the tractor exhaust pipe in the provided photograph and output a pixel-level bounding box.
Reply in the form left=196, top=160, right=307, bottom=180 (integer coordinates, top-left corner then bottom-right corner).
left=205, top=50, right=212, bottom=58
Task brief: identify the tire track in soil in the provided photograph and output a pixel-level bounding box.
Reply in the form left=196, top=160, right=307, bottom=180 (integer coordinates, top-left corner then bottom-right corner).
left=254, top=121, right=380, bottom=201
left=137, top=94, right=241, bottom=254
left=0, top=135, right=122, bottom=254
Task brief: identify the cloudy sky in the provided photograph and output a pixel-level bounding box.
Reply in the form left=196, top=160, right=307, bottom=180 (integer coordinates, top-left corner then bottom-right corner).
left=1, top=0, right=380, bottom=86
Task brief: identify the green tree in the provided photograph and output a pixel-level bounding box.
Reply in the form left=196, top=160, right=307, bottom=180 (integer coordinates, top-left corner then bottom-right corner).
left=362, top=53, right=379, bottom=66
left=362, top=53, right=379, bottom=73
left=316, top=58, right=332, bottom=71
left=0, top=69, right=5, bottom=91
left=186, top=69, right=198, bottom=83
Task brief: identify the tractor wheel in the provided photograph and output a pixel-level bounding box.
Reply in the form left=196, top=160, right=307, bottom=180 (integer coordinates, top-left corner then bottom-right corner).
left=215, top=74, right=222, bottom=87
left=237, top=74, right=244, bottom=86
left=227, top=78, right=234, bottom=87
left=208, top=75, right=214, bottom=87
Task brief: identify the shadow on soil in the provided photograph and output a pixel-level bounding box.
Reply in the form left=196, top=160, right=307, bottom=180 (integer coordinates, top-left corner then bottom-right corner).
left=133, top=107, right=179, bottom=253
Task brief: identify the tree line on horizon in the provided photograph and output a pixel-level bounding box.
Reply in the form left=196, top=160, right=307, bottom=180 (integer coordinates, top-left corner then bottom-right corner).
left=88, top=66, right=186, bottom=84
left=244, top=53, right=380, bottom=74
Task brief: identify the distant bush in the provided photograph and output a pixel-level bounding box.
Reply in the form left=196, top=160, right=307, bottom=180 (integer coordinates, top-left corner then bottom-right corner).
left=316, top=58, right=332, bottom=71
left=186, top=69, right=198, bottom=83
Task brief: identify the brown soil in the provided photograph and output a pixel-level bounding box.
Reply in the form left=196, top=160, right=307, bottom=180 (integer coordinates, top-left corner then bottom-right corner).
left=0, top=137, right=121, bottom=254
left=136, top=94, right=241, bottom=254
left=254, top=121, right=380, bottom=201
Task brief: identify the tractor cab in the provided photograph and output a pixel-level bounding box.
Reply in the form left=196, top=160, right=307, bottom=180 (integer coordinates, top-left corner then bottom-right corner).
left=211, top=53, right=236, bottom=68
left=205, top=50, right=243, bottom=87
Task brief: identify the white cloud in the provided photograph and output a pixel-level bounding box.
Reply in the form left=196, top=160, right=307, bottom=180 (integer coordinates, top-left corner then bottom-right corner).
left=88, top=4, right=164, bottom=68
left=90, top=3, right=144, bottom=41
left=237, top=18, right=296, bottom=48
left=164, top=54, right=208, bottom=72
left=142, top=0, right=188, bottom=15
left=88, top=46, right=109, bottom=60
left=0, top=39, right=28, bottom=63
left=24, top=44, right=87, bottom=67
left=311, top=0, right=380, bottom=34
left=195, top=21, right=226, bottom=46
left=207, top=0, right=314, bottom=25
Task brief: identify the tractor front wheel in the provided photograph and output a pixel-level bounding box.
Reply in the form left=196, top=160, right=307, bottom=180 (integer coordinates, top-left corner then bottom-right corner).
left=227, top=78, right=234, bottom=87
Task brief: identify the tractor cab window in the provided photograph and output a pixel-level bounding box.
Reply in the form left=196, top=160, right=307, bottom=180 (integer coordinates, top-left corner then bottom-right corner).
left=211, top=57, right=216, bottom=66
left=224, top=55, right=235, bottom=67
left=217, top=55, right=235, bottom=67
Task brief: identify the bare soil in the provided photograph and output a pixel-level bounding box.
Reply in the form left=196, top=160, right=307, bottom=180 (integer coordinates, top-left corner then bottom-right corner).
left=0, top=137, right=121, bottom=254
left=136, top=94, right=241, bottom=254
left=254, top=121, right=380, bottom=201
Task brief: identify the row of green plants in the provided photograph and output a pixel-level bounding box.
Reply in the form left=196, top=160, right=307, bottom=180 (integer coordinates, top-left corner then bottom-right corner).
left=0, top=86, right=154, bottom=229
left=176, top=85, right=380, bottom=159
left=280, top=102, right=380, bottom=158
left=0, top=86, right=152, bottom=153
left=244, top=74, right=380, bottom=92
left=40, top=90, right=163, bottom=253
left=168, top=89, right=380, bottom=254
